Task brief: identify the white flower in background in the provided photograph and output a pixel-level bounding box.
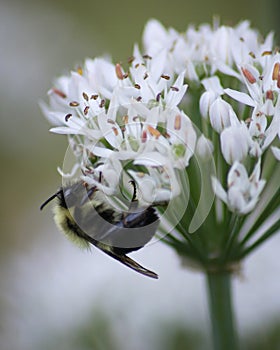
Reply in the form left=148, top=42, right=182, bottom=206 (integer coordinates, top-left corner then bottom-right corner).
left=209, top=97, right=239, bottom=133
left=212, top=160, right=266, bottom=214
left=220, top=123, right=251, bottom=164
left=199, top=76, right=224, bottom=118
left=196, top=134, right=214, bottom=160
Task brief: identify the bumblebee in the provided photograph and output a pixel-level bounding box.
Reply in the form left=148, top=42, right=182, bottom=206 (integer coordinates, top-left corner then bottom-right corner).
left=40, top=181, right=159, bottom=279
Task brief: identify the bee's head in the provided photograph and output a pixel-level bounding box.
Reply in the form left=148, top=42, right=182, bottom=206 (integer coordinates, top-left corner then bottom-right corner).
left=40, top=182, right=96, bottom=211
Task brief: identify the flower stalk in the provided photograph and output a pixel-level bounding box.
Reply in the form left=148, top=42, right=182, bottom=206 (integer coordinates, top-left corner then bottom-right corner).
left=207, top=271, right=239, bottom=350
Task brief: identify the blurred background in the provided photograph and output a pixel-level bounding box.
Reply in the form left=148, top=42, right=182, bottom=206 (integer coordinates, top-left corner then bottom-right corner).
left=1, top=0, right=280, bottom=349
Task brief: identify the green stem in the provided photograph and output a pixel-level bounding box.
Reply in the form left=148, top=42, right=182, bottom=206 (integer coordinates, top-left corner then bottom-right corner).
left=206, top=271, right=239, bottom=350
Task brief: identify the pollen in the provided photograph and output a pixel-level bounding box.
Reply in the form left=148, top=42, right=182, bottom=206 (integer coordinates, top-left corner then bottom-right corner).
left=241, top=67, right=256, bottom=84
left=115, top=63, right=124, bottom=80
left=77, top=67, right=83, bottom=75
left=147, top=125, right=161, bottom=139
left=174, top=114, right=182, bottom=130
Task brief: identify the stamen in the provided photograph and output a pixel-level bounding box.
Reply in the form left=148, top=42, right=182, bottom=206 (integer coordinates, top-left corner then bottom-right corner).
left=234, top=169, right=241, bottom=176
left=128, top=56, right=135, bottom=64
left=143, top=72, right=149, bottom=80
left=77, top=67, right=83, bottom=75
left=161, top=74, right=170, bottom=80
left=147, top=125, right=161, bottom=139
left=272, top=62, right=280, bottom=88
left=156, top=92, right=162, bottom=102
left=123, top=115, right=129, bottom=124
left=249, top=52, right=256, bottom=59
left=82, top=92, right=89, bottom=101
left=69, top=101, right=80, bottom=107
left=261, top=50, right=272, bottom=56
left=141, top=130, right=147, bottom=143
left=143, top=54, right=152, bottom=60
left=174, top=114, right=181, bottom=130
left=115, top=63, right=124, bottom=80
left=52, top=88, right=66, bottom=99
left=84, top=106, right=90, bottom=115
left=90, top=94, right=99, bottom=100
left=112, top=127, right=118, bottom=136
left=136, top=96, right=142, bottom=102
left=266, top=90, right=274, bottom=100
left=134, top=84, right=141, bottom=89
left=241, top=67, right=256, bottom=84
left=107, top=119, right=115, bottom=124
left=99, top=99, right=105, bottom=108
left=170, top=86, right=179, bottom=92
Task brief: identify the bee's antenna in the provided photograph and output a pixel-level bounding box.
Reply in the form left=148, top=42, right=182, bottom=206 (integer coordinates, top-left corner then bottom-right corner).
left=40, top=190, right=62, bottom=210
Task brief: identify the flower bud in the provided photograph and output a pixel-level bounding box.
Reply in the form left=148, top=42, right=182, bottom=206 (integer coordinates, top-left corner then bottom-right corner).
left=220, top=123, right=251, bottom=164
left=196, top=134, right=214, bottom=160
left=209, top=97, right=234, bottom=133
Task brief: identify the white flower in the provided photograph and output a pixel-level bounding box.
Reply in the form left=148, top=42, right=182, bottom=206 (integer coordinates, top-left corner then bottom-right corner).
left=212, top=160, right=266, bottom=214
left=128, top=165, right=179, bottom=205
left=220, top=123, right=251, bottom=164
left=209, top=97, right=238, bottom=133
left=199, top=76, right=224, bottom=118
left=196, top=134, right=214, bottom=160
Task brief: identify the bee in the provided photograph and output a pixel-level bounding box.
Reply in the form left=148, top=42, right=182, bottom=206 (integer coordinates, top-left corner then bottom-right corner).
left=40, top=180, right=159, bottom=279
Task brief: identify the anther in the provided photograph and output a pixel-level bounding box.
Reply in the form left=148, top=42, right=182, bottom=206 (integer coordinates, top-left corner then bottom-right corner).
left=241, top=67, right=256, bottom=84
left=69, top=101, right=80, bottom=107
left=52, top=88, right=66, bottom=98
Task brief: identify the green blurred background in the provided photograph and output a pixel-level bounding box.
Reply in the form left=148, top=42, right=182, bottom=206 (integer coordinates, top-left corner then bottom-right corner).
left=1, top=0, right=280, bottom=349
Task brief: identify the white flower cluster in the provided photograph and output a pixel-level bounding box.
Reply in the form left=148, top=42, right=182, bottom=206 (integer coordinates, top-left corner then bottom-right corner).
left=142, top=19, right=280, bottom=214
left=41, top=46, right=196, bottom=205
left=42, top=19, right=280, bottom=215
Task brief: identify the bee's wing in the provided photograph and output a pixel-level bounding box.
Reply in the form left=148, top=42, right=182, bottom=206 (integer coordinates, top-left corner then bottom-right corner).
left=96, top=245, right=158, bottom=279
